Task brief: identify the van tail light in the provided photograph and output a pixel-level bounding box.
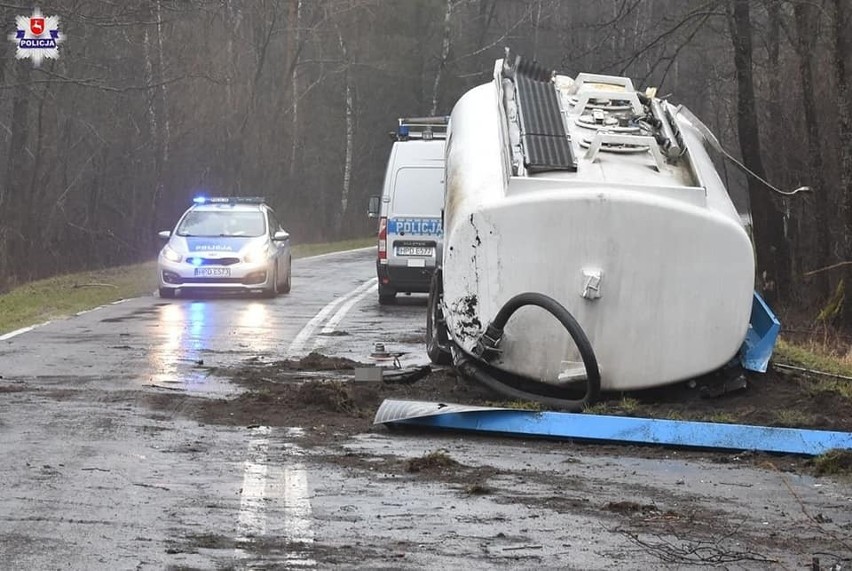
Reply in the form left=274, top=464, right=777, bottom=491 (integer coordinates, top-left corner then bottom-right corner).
left=378, top=217, right=388, bottom=261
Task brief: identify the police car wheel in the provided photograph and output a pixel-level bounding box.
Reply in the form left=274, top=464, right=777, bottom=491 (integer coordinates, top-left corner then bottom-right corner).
left=262, top=266, right=279, bottom=298
left=281, top=259, right=291, bottom=294
left=159, top=287, right=176, bottom=299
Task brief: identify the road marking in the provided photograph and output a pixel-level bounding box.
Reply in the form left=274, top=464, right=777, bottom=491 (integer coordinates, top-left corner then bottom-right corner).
left=235, top=426, right=316, bottom=567
left=269, top=464, right=316, bottom=567
left=288, top=278, right=376, bottom=356
left=320, top=278, right=377, bottom=335
left=236, top=426, right=272, bottom=544
left=0, top=322, right=51, bottom=341
left=299, top=245, right=374, bottom=262
left=1, top=299, right=128, bottom=340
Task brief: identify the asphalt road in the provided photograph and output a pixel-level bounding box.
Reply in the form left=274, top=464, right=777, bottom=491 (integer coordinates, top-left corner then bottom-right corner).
left=0, top=248, right=850, bottom=569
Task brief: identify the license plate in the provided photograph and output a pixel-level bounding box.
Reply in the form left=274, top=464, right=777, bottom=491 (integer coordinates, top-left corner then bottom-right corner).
left=396, top=246, right=433, bottom=256
left=194, top=267, right=231, bottom=277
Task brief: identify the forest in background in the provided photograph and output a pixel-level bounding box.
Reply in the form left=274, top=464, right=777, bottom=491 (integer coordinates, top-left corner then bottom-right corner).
left=1, top=0, right=851, bottom=327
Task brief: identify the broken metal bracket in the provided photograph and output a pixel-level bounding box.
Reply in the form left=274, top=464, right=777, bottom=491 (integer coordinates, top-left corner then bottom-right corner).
left=472, top=324, right=503, bottom=361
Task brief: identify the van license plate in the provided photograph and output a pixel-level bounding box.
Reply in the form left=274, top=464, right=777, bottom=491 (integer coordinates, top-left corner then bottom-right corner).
left=194, top=267, right=231, bottom=277
left=396, top=246, right=433, bottom=256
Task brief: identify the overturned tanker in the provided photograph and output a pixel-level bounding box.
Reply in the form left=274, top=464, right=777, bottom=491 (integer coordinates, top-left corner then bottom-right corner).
left=426, top=53, right=779, bottom=409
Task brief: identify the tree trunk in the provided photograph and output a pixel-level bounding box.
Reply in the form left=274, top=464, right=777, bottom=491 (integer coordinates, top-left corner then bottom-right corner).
left=143, top=23, right=162, bottom=245
left=289, top=0, right=303, bottom=177
left=831, top=0, right=852, bottom=325
left=430, top=0, right=454, bottom=116
left=337, top=27, right=354, bottom=233
left=728, top=0, right=790, bottom=304
left=3, top=64, right=32, bottom=281
left=155, top=0, right=170, bottom=164
left=794, top=2, right=832, bottom=298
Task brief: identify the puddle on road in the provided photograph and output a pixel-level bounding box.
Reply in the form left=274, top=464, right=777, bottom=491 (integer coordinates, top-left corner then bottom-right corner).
left=145, top=301, right=279, bottom=397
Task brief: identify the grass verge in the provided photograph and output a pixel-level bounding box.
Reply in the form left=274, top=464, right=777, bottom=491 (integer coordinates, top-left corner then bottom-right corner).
left=0, top=237, right=375, bottom=335
left=773, top=338, right=852, bottom=378
left=291, top=237, right=373, bottom=258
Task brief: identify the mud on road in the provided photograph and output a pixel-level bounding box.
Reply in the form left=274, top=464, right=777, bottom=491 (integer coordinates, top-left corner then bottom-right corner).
left=170, top=351, right=852, bottom=458
left=136, top=352, right=852, bottom=568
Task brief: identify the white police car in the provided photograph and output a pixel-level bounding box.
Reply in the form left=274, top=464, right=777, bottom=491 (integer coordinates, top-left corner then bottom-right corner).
left=157, top=197, right=292, bottom=298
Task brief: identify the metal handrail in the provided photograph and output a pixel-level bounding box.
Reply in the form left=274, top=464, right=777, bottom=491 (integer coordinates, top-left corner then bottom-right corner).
left=584, top=132, right=666, bottom=171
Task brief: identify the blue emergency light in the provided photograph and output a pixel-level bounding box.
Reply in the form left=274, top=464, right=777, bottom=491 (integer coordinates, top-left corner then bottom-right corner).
left=192, top=196, right=265, bottom=205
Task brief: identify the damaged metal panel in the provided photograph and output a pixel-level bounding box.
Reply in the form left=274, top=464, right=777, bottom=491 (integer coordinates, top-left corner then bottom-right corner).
left=739, top=292, right=781, bottom=373
left=374, top=399, right=852, bottom=456
left=373, top=400, right=512, bottom=424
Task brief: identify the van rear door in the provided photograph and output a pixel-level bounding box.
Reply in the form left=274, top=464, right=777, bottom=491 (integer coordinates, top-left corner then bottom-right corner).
left=388, top=166, right=444, bottom=269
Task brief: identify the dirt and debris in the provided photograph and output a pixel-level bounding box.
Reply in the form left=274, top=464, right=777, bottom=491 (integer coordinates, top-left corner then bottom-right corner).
left=211, top=351, right=852, bottom=433
left=274, top=351, right=361, bottom=371
left=605, top=500, right=660, bottom=516
left=141, top=351, right=852, bottom=477
left=812, top=449, right=852, bottom=476
left=405, top=450, right=459, bottom=473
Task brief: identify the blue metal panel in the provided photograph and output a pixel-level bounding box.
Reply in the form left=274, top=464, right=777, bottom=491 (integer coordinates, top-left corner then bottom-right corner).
left=739, top=291, right=781, bottom=373
left=377, top=401, right=852, bottom=456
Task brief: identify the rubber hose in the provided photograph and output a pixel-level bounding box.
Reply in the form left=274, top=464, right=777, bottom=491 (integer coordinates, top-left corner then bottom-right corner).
left=458, top=292, right=601, bottom=411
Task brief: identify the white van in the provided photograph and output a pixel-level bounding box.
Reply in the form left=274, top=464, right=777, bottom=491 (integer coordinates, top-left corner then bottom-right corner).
left=368, top=117, right=448, bottom=304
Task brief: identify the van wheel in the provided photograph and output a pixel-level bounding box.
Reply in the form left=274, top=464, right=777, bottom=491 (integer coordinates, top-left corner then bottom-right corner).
left=378, top=284, right=396, bottom=305
left=426, top=271, right=453, bottom=365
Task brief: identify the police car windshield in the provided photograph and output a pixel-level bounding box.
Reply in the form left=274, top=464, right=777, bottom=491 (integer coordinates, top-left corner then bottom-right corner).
left=177, top=210, right=266, bottom=237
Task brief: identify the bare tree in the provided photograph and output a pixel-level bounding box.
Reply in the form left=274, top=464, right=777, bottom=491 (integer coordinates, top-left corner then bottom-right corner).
left=727, top=0, right=790, bottom=301
left=337, top=22, right=355, bottom=230
left=430, top=0, right=454, bottom=116
left=794, top=0, right=831, bottom=297
left=830, top=0, right=852, bottom=324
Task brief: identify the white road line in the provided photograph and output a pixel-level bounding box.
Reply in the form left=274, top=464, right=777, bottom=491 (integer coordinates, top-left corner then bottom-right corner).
left=1, top=298, right=128, bottom=340
left=236, top=426, right=272, bottom=543
left=288, top=278, right=376, bottom=356
left=320, top=279, right=377, bottom=336
left=0, top=322, right=50, bottom=341
left=299, top=245, right=374, bottom=262
left=267, top=464, right=316, bottom=567
left=234, top=426, right=316, bottom=567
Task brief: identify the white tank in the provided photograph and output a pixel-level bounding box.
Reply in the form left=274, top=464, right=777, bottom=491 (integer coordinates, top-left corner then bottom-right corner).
left=439, top=58, right=754, bottom=392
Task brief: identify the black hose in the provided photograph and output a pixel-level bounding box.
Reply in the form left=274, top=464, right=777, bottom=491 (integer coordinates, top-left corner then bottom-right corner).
left=456, top=292, right=601, bottom=411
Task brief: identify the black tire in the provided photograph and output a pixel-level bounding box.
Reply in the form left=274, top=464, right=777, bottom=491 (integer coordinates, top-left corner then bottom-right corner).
left=280, top=258, right=291, bottom=294
left=159, top=287, right=176, bottom=299
left=262, top=265, right=279, bottom=298
left=426, top=270, right=453, bottom=365
left=378, top=284, right=396, bottom=305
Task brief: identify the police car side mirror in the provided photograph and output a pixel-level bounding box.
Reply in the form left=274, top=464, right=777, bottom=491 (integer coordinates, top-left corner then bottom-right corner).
left=158, top=230, right=171, bottom=240
left=273, top=230, right=290, bottom=242
left=367, top=195, right=380, bottom=218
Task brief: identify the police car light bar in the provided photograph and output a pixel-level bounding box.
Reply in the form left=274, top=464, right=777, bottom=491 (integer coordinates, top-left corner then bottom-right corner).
left=193, top=196, right=265, bottom=205
left=391, top=116, right=449, bottom=141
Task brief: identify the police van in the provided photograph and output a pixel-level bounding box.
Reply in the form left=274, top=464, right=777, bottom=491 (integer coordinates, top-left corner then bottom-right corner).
left=368, top=117, right=448, bottom=304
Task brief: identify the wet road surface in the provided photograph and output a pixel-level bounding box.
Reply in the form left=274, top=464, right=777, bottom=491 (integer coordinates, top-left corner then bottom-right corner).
left=1, top=248, right=850, bottom=569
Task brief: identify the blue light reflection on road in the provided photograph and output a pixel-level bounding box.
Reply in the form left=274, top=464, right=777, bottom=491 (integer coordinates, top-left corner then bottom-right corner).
left=150, top=301, right=209, bottom=389
left=237, top=303, right=271, bottom=353
left=151, top=300, right=271, bottom=390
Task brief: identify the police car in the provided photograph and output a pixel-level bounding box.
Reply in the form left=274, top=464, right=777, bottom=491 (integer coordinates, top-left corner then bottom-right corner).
left=157, top=197, right=292, bottom=298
